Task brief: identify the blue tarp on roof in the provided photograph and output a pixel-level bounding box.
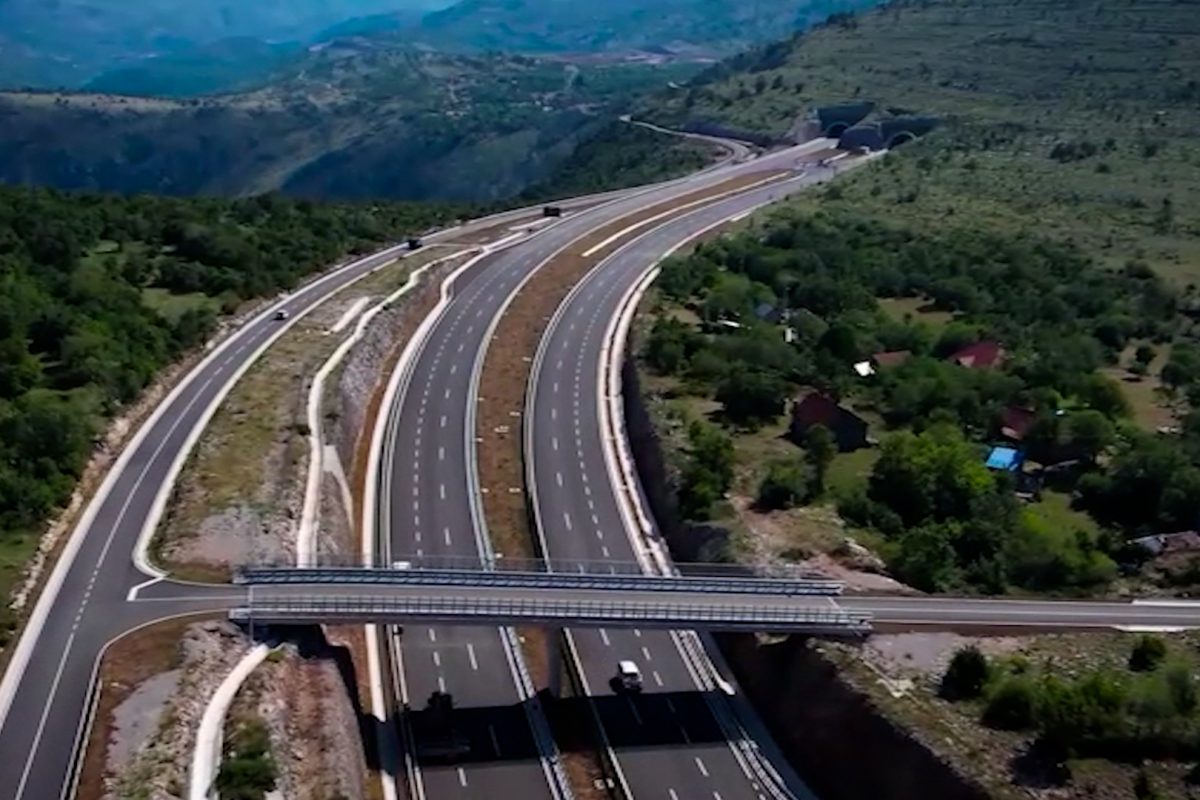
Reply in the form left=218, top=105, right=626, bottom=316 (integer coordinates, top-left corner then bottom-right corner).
left=985, top=446, right=1024, bottom=471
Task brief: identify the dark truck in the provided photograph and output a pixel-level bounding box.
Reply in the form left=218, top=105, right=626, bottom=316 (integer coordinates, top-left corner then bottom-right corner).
left=542, top=205, right=563, bottom=218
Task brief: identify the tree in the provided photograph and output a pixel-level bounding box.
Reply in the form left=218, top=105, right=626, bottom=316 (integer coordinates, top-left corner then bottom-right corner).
left=1165, top=662, right=1198, bottom=715
left=1134, top=344, right=1156, bottom=367
left=941, top=646, right=990, bottom=700
left=756, top=460, right=811, bottom=510
left=1161, top=343, right=1200, bottom=390
left=680, top=422, right=734, bottom=520
left=983, top=677, right=1037, bottom=730
left=1064, top=409, right=1115, bottom=462
left=716, top=367, right=789, bottom=428
left=804, top=424, right=836, bottom=493
left=1129, top=635, right=1168, bottom=672
left=869, top=426, right=995, bottom=527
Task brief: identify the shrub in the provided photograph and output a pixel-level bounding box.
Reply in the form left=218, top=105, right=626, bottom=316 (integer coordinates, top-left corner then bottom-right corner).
left=1129, top=635, right=1168, bottom=672
left=983, top=677, right=1037, bottom=730
left=756, top=461, right=812, bottom=510
left=941, top=646, right=991, bottom=700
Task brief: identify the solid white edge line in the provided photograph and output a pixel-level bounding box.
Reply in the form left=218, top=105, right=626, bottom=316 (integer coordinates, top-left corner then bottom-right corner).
left=590, top=176, right=848, bottom=799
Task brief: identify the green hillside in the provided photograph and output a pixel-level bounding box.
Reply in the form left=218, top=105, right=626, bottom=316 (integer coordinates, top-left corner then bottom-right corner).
left=0, top=186, right=454, bottom=644
left=0, top=48, right=701, bottom=203
left=646, top=0, right=1200, bottom=283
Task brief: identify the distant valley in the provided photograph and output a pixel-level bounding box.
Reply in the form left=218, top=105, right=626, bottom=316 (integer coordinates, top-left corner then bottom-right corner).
left=0, top=0, right=881, bottom=203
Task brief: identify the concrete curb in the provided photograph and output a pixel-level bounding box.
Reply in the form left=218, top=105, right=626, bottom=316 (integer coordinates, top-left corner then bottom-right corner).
left=298, top=249, right=473, bottom=566
left=188, top=643, right=272, bottom=800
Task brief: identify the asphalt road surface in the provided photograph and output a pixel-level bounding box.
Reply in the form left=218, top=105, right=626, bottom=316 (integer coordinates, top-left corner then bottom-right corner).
left=3, top=134, right=1198, bottom=800
left=527, top=173, right=840, bottom=800
left=376, top=141, right=830, bottom=797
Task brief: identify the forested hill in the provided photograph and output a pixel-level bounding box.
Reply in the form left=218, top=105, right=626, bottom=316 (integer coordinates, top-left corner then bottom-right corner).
left=639, top=0, right=1200, bottom=283
left=0, top=50, right=704, bottom=204
left=0, top=187, right=454, bottom=641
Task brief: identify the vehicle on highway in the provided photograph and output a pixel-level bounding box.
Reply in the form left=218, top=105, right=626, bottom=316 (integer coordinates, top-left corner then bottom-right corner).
left=406, top=237, right=423, bottom=250
left=273, top=309, right=290, bottom=321
left=614, top=660, right=643, bottom=693
left=542, top=205, right=563, bottom=218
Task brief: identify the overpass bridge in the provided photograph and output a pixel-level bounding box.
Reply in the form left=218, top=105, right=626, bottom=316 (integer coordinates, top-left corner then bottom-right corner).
left=228, top=567, right=871, bottom=635
left=234, top=565, right=846, bottom=596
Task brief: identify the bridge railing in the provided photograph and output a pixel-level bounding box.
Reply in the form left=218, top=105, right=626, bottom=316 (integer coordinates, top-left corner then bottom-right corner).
left=233, top=566, right=844, bottom=596
left=237, top=552, right=832, bottom=581
left=230, top=594, right=873, bottom=635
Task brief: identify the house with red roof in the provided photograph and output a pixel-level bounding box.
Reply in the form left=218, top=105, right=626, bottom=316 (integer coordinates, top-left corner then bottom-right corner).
left=949, top=340, right=1005, bottom=370
left=872, top=350, right=912, bottom=369
left=789, top=392, right=869, bottom=452
left=999, top=406, right=1038, bottom=442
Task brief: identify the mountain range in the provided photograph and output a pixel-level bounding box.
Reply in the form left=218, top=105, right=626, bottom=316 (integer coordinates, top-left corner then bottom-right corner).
left=0, top=0, right=879, bottom=203
left=0, top=0, right=879, bottom=95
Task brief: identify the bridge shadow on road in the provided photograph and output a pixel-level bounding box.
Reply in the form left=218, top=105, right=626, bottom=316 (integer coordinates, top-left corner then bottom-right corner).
left=252, top=624, right=730, bottom=776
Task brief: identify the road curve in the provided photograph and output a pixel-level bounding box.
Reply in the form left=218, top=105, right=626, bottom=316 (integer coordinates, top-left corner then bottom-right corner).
left=528, top=171, right=843, bottom=800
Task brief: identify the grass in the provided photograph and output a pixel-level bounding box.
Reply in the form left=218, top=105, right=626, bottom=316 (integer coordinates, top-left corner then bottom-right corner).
left=141, top=288, right=219, bottom=323
left=648, top=0, right=1200, bottom=284
left=877, top=297, right=954, bottom=331
left=825, top=447, right=880, bottom=496
left=1101, top=342, right=1180, bottom=432
left=1026, top=490, right=1099, bottom=538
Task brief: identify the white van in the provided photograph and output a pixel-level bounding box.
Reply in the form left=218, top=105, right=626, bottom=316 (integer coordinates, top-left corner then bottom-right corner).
left=616, top=660, right=643, bottom=693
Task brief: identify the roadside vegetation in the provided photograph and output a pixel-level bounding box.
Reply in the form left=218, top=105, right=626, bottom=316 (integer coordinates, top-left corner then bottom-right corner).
left=943, top=635, right=1199, bottom=794
left=522, top=121, right=720, bottom=202
left=813, top=630, right=1200, bottom=799
left=640, top=206, right=1199, bottom=595
left=644, top=0, right=1200, bottom=284
left=0, top=186, right=455, bottom=646
left=217, top=717, right=277, bottom=800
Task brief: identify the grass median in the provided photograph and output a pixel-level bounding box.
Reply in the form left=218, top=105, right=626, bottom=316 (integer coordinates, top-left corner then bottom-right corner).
left=150, top=251, right=444, bottom=582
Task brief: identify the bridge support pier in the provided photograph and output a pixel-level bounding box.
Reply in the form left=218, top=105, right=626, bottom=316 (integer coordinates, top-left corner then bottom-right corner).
left=546, top=626, right=563, bottom=698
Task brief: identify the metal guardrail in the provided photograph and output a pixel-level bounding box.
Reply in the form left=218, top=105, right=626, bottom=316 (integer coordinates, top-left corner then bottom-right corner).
left=234, top=566, right=844, bottom=596
left=236, top=553, right=833, bottom=580
left=230, top=594, right=873, bottom=634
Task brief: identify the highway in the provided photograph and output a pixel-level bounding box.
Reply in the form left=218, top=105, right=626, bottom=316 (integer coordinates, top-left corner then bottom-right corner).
left=374, top=140, right=834, bottom=796
left=0, top=128, right=1198, bottom=800
left=527, top=170, right=846, bottom=800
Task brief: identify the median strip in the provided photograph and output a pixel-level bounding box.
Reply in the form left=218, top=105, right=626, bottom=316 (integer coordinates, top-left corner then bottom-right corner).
left=475, top=169, right=789, bottom=564
left=148, top=250, right=446, bottom=582
left=471, top=169, right=787, bottom=800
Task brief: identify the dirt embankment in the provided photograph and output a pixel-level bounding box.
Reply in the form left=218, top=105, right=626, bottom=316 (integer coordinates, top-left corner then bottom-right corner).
left=228, top=629, right=373, bottom=800
left=719, top=634, right=992, bottom=800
